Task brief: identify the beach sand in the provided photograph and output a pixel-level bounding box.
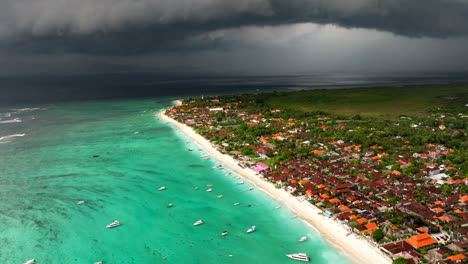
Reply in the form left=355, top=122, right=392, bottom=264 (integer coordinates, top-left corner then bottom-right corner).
left=160, top=102, right=391, bottom=264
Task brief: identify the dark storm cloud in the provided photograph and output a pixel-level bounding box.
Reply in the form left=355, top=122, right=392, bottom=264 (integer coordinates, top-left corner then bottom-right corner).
left=1, top=0, right=468, bottom=55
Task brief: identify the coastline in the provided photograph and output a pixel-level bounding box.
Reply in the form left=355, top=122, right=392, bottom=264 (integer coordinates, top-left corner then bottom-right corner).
left=160, top=100, right=391, bottom=264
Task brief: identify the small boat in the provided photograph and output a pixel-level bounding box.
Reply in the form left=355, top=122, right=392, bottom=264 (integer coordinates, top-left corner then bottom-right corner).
left=193, top=220, right=203, bottom=226
left=207, top=184, right=213, bottom=187
left=77, top=201, right=85, bottom=204
left=134, top=131, right=139, bottom=134
left=158, top=186, right=166, bottom=191
left=246, top=187, right=254, bottom=191
left=206, top=188, right=213, bottom=192
left=237, top=181, right=244, bottom=185
left=298, top=236, right=307, bottom=242
left=94, top=262, right=103, bottom=264
left=246, top=226, right=256, bottom=233
left=106, top=220, right=121, bottom=228
left=290, top=215, right=298, bottom=219
left=92, top=154, right=100, bottom=158
left=167, top=203, right=173, bottom=208
left=188, top=148, right=194, bottom=151
left=194, top=187, right=199, bottom=190
left=23, top=260, right=35, bottom=264
left=217, top=195, right=224, bottom=198
left=233, top=202, right=240, bottom=206
left=221, top=231, right=229, bottom=236
left=275, top=206, right=281, bottom=209
left=286, top=253, right=310, bottom=262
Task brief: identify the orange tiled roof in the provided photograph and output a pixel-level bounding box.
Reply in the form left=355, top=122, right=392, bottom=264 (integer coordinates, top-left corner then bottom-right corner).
left=460, top=195, right=468, bottom=202
left=357, top=218, right=367, bottom=224
left=338, top=205, right=350, bottom=211
left=391, top=226, right=399, bottom=230
left=405, top=233, right=438, bottom=249
left=365, top=223, right=378, bottom=230
left=392, top=170, right=401, bottom=175
left=447, top=254, right=465, bottom=261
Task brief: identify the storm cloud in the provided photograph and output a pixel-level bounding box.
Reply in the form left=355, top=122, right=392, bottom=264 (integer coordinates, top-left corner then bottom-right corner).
left=1, top=0, right=468, bottom=54
left=1, top=0, right=467, bottom=75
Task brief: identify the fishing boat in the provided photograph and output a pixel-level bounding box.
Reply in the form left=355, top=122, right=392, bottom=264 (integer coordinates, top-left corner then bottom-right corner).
left=233, top=202, right=240, bottom=206
left=221, top=231, right=229, bottom=236
left=23, top=260, right=35, bottom=264
left=193, top=220, right=204, bottom=226
left=106, top=220, right=121, bottom=228
left=77, top=200, right=85, bottom=204
left=206, top=188, right=213, bottom=192
left=298, top=236, right=307, bottom=242
left=158, top=186, right=166, bottom=191
left=246, top=226, right=256, bottom=233
left=286, top=253, right=310, bottom=262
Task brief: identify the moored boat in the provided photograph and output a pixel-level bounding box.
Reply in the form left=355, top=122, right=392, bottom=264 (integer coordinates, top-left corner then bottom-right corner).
left=158, top=186, right=166, bottom=191
left=217, top=195, right=223, bottom=198
left=246, top=226, right=256, bottom=233
left=298, top=236, right=307, bottom=242
left=193, top=220, right=204, bottom=226
left=77, top=200, right=85, bottom=204
left=233, top=202, right=240, bottom=206
left=23, top=260, right=35, bottom=264
left=221, top=231, right=229, bottom=236
left=206, top=188, right=213, bottom=192
left=106, top=220, right=121, bottom=228
left=286, top=253, right=310, bottom=262
left=246, top=187, right=254, bottom=191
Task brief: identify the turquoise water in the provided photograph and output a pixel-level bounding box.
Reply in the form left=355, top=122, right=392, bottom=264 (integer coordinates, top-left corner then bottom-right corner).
left=0, top=98, right=351, bottom=264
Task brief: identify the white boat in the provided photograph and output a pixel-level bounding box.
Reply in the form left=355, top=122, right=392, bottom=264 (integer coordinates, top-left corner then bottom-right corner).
left=246, top=187, right=254, bottom=191
left=158, top=186, right=166, bottom=191
left=94, top=262, right=103, bottom=264
left=207, top=184, right=213, bottom=187
left=23, top=260, right=35, bottom=264
left=286, top=253, right=310, bottom=262
left=194, top=187, right=199, bottom=190
left=206, top=188, right=213, bottom=192
left=298, top=236, right=307, bottom=242
left=221, top=231, right=229, bottom=236
left=167, top=203, right=173, bottom=208
left=237, top=181, right=244, bottom=185
left=246, top=226, right=256, bottom=233
left=275, top=206, right=281, bottom=209
left=188, top=148, right=194, bottom=151
left=106, top=220, right=121, bottom=228
left=193, top=220, right=204, bottom=226
left=77, top=201, right=85, bottom=204
left=217, top=195, right=224, bottom=198
left=233, top=202, right=240, bottom=206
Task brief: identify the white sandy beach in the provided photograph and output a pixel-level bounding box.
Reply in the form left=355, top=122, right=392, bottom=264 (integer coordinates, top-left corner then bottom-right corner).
left=160, top=101, right=391, bottom=264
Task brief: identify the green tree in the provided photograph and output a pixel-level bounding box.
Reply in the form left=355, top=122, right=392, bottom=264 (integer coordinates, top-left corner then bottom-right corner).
left=392, top=257, right=409, bottom=264
left=372, top=228, right=385, bottom=243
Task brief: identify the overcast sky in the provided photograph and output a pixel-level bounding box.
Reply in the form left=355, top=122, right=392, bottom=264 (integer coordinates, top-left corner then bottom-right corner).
left=1, top=0, right=468, bottom=76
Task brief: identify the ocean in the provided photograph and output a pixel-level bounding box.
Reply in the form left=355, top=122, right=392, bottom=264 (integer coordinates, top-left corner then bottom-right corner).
left=0, top=98, right=351, bottom=263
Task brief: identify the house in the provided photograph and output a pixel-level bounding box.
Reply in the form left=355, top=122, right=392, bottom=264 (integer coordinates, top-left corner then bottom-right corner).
left=405, top=233, right=438, bottom=249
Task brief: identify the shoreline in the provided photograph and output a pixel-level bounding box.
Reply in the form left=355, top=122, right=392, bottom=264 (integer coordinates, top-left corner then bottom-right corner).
left=159, top=101, right=391, bottom=264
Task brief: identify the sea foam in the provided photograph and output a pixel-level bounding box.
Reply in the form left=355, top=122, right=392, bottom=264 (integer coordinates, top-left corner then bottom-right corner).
left=0, top=118, right=22, bottom=124
left=0, top=133, right=26, bottom=143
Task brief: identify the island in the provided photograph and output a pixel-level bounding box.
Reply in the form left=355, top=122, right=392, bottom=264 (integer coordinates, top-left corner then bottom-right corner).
left=162, top=83, right=467, bottom=264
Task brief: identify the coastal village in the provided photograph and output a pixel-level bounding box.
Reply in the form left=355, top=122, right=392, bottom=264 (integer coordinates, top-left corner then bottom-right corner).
left=165, top=93, right=467, bottom=264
